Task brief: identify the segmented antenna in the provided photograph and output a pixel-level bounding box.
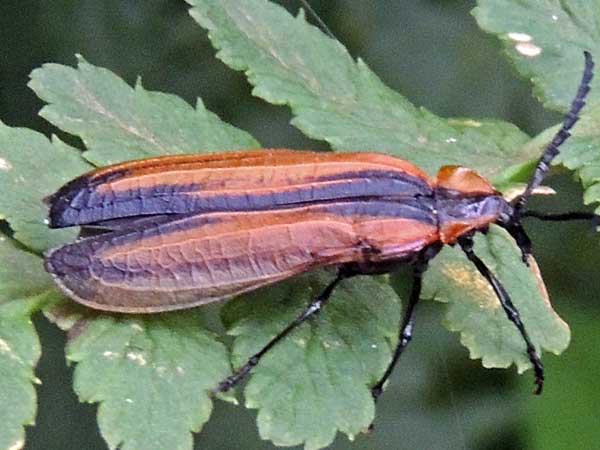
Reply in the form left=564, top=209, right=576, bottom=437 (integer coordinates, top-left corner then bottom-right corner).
left=298, top=0, right=336, bottom=40
left=516, top=51, right=594, bottom=213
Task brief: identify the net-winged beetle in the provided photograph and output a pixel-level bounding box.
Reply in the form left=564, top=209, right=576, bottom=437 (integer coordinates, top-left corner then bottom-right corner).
left=43, top=8, right=595, bottom=399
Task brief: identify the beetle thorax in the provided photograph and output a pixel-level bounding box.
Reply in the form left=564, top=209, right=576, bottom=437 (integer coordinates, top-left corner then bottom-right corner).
left=434, top=165, right=512, bottom=243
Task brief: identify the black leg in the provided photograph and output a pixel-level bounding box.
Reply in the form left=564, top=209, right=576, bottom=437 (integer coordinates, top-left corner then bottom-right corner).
left=503, top=222, right=533, bottom=264
left=216, top=270, right=349, bottom=393
left=502, top=210, right=600, bottom=264
left=457, top=236, right=544, bottom=394
left=371, top=261, right=427, bottom=400
left=523, top=210, right=600, bottom=224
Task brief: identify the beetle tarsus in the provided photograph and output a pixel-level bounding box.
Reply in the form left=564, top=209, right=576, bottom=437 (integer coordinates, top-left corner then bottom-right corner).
left=215, top=357, right=259, bottom=393
left=371, top=385, right=384, bottom=400
left=529, top=349, right=545, bottom=395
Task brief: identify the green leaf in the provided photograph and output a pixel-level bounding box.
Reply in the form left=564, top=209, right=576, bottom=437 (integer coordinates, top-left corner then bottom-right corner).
left=221, top=271, right=401, bottom=450
left=28, top=55, right=259, bottom=166
left=186, top=0, right=536, bottom=177
left=473, top=0, right=600, bottom=112
left=424, top=226, right=570, bottom=373
left=554, top=105, right=600, bottom=211
left=0, top=238, right=54, bottom=303
left=0, top=122, right=91, bottom=252
left=66, top=313, right=230, bottom=450
left=0, top=309, right=39, bottom=450
left=0, top=235, right=56, bottom=450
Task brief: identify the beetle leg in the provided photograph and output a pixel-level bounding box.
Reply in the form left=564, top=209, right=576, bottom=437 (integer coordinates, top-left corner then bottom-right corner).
left=523, top=210, right=600, bottom=226
left=501, top=222, right=533, bottom=264
left=215, top=269, right=350, bottom=393
left=371, top=259, right=427, bottom=400
left=457, top=236, right=544, bottom=394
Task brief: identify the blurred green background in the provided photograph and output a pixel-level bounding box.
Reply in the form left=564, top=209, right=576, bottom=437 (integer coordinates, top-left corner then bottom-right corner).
left=1, top=1, right=598, bottom=449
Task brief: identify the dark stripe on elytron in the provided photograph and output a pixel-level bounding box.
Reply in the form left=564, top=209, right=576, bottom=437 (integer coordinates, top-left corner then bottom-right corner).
left=74, top=194, right=436, bottom=239
left=46, top=151, right=280, bottom=207
left=46, top=169, right=132, bottom=228
left=46, top=151, right=281, bottom=208
left=320, top=198, right=435, bottom=223
left=314, top=170, right=430, bottom=191
left=45, top=197, right=436, bottom=284
left=49, top=171, right=434, bottom=227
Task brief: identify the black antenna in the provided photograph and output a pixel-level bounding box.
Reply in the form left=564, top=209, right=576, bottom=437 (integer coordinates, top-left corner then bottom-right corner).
left=298, top=0, right=337, bottom=40
left=516, top=51, right=594, bottom=213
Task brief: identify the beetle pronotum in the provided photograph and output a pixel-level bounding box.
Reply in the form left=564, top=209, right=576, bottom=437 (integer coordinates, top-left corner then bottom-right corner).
left=44, top=49, right=594, bottom=399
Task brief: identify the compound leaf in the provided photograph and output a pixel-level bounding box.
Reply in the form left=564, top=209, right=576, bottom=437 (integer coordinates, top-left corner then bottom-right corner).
left=474, top=1, right=600, bottom=216
left=0, top=236, right=56, bottom=450
left=473, top=0, right=600, bottom=112
left=66, top=313, right=230, bottom=450
left=187, top=0, right=535, bottom=177
left=28, top=56, right=259, bottom=167
left=554, top=104, right=600, bottom=211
